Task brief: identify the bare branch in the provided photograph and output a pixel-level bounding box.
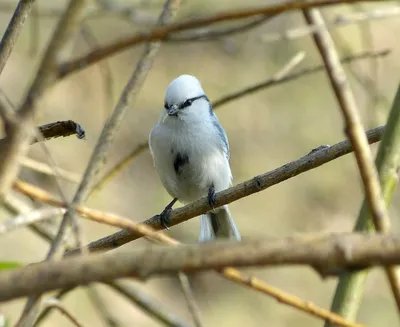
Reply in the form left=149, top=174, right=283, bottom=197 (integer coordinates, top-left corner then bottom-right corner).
left=57, top=0, right=381, bottom=80
left=0, top=0, right=35, bottom=75
left=90, top=49, right=389, bottom=197
left=1, top=233, right=400, bottom=303
left=261, top=5, right=400, bottom=43
left=108, top=281, right=193, bottom=327
left=57, top=126, right=384, bottom=254
left=42, top=298, right=85, bottom=327
left=302, top=7, right=400, bottom=311
left=0, top=207, right=64, bottom=235
left=21, top=157, right=81, bottom=183
left=13, top=179, right=365, bottom=327
left=0, top=0, right=85, bottom=200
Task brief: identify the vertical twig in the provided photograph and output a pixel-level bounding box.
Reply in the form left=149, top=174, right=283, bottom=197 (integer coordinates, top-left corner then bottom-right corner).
left=0, top=0, right=85, bottom=199
left=0, top=0, right=35, bottom=75
left=12, top=1, right=87, bottom=326
left=300, top=6, right=400, bottom=320
left=327, top=84, right=400, bottom=324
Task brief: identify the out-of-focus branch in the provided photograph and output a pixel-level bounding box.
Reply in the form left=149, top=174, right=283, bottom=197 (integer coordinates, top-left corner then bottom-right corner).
left=0, top=207, right=64, bottom=235
left=301, top=7, right=400, bottom=314
left=21, top=157, right=81, bottom=183
left=327, top=84, right=400, bottom=324
left=88, top=49, right=389, bottom=194
left=108, top=281, right=193, bottom=327
left=42, top=298, right=85, bottom=327
left=12, top=179, right=364, bottom=327
left=54, top=126, right=385, bottom=254
left=213, top=49, right=390, bottom=109
left=0, top=0, right=35, bottom=75
left=2, top=233, right=400, bottom=303
left=57, top=0, right=380, bottom=80
left=10, top=2, right=87, bottom=326
left=0, top=0, right=85, bottom=200
left=261, top=5, right=400, bottom=43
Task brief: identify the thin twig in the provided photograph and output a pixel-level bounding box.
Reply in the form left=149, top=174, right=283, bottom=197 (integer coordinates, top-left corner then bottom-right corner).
left=90, top=49, right=389, bottom=196
left=3, top=194, right=61, bottom=245
left=12, top=1, right=87, bottom=326
left=57, top=0, right=380, bottom=80
left=108, top=280, right=192, bottom=327
left=177, top=273, right=203, bottom=327
left=0, top=0, right=85, bottom=200
left=89, top=142, right=148, bottom=196
left=42, top=298, right=85, bottom=327
left=11, top=126, right=386, bottom=327
left=86, top=286, right=120, bottom=327
left=213, top=49, right=389, bottom=109
left=0, top=0, right=35, bottom=75
left=21, top=157, right=81, bottom=183
left=261, top=5, right=400, bottom=43
left=0, top=207, right=64, bottom=235
left=42, top=126, right=383, bottom=254
left=302, top=7, right=400, bottom=313
left=167, top=15, right=272, bottom=42
left=327, top=84, right=400, bottom=324
left=13, top=181, right=366, bottom=327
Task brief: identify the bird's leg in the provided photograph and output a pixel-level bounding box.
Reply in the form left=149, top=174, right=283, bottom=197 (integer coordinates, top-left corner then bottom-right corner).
left=158, top=198, right=178, bottom=230
left=208, top=184, right=217, bottom=210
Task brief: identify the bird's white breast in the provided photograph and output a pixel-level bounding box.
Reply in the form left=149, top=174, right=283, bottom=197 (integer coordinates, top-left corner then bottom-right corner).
left=149, top=115, right=232, bottom=204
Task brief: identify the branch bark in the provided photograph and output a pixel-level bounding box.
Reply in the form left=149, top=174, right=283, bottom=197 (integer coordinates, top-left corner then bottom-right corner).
left=1, top=233, right=400, bottom=303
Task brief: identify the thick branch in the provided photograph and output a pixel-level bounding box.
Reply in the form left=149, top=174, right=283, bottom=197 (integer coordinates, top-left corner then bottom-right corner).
left=1, top=233, right=400, bottom=302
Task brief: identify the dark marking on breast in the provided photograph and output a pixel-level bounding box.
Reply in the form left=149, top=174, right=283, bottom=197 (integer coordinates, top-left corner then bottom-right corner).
left=173, top=152, right=189, bottom=176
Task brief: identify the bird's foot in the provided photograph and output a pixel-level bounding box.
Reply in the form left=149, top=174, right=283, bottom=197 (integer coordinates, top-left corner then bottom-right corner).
left=208, top=186, right=217, bottom=210
left=157, top=198, right=178, bottom=230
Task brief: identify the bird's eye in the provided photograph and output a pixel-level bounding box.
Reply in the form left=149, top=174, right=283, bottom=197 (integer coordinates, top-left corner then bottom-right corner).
left=164, top=102, right=170, bottom=110
left=182, top=99, right=193, bottom=108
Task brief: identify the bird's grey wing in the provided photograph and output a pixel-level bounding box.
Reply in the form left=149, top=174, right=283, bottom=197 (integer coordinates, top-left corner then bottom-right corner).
left=210, top=110, right=230, bottom=160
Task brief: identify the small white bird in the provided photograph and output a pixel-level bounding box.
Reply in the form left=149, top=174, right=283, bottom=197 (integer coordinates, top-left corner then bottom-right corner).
left=149, top=74, right=240, bottom=241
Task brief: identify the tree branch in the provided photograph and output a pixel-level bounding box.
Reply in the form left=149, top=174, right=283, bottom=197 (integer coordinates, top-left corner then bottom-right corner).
left=301, top=6, right=400, bottom=313
left=0, top=0, right=35, bottom=75
left=58, top=126, right=384, bottom=254
left=57, top=0, right=381, bottom=80
left=1, top=233, right=400, bottom=303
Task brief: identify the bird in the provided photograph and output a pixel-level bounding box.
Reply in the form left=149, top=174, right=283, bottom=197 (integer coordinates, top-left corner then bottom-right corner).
left=149, top=74, right=240, bottom=241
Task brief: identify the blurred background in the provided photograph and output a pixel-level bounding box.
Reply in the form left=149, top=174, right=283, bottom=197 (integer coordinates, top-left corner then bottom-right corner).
left=0, top=0, right=400, bottom=326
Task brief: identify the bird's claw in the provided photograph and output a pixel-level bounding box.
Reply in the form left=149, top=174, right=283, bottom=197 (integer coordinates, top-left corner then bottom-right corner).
left=158, top=208, right=172, bottom=230
left=208, top=187, right=217, bottom=210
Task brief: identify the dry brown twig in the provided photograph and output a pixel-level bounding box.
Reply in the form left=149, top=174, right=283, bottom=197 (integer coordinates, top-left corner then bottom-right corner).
left=57, top=0, right=381, bottom=80
left=4, top=181, right=368, bottom=327
left=302, top=7, right=400, bottom=311
left=13, top=124, right=385, bottom=327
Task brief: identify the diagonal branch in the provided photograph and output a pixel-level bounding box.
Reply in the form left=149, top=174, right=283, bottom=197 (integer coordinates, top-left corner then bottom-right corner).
left=57, top=0, right=381, bottom=80
left=301, top=7, right=400, bottom=314
left=0, top=0, right=35, bottom=75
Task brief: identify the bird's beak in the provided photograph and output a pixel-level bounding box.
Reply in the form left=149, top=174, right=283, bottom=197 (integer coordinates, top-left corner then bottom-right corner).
left=167, top=104, right=179, bottom=116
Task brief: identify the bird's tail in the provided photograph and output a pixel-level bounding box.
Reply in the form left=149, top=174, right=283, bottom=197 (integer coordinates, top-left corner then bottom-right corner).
left=198, top=205, right=241, bottom=242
